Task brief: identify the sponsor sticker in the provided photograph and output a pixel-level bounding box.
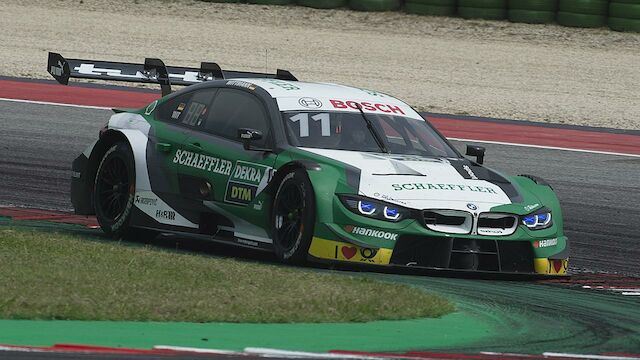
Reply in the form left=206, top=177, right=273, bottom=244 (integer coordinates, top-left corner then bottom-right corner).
left=225, top=183, right=257, bottom=205
left=462, top=164, right=478, bottom=180
left=298, top=97, right=322, bottom=109
left=534, top=258, right=568, bottom=275
left=237, top=238, right=259, bottom=247
left=263, top=79, right=300, bottom=90
left=155, top=209, right=176, bottom=221
left=392, top=183, right=498, bottom=194
left=226, top=80, right=257, bottom=90
left=359, top=88, right=386, bottom=97
left=533, top=238, right=558, bottom=248
left=172, top=150, right=233, bottom=176
left=224, top=161, right=273, bottom=206
left=135, top=195, right=158, bottom=206
left=50, top=60, right=64, bottom=77
left=524, top=203, right=540, bottom=212
left=308, top=237, right=392, bottom=264
left=329, top=99, right=405, bottom=115
left=344, top=225, right=398, bottom=241
left=144, top=100, right=158, bottom=115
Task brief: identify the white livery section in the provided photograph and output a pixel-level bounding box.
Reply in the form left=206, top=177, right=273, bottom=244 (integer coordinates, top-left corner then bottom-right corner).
left=107, top=112, right=198, bottom=229
left=232, top=79, right=423, bottom=120
left=300, top=148, right=512, bottom=214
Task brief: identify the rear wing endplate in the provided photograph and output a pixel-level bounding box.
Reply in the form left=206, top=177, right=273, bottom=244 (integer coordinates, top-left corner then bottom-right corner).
left=47, top=52, right=297, bottom=97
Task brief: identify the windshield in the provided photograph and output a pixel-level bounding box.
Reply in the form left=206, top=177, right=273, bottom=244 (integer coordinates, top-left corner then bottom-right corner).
left=281, top=111, right=460, bottom=158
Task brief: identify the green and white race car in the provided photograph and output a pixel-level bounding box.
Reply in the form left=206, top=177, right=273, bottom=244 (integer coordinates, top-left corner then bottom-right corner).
left=49, top=52, right=569, bottom=276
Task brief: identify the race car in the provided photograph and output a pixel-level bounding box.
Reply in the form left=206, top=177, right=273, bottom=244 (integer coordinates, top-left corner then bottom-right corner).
left=48, top=52, right=569, bottom=276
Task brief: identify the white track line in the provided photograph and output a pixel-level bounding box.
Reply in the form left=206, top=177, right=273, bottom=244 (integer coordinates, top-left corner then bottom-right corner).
left=2, top=97, right=639, bottom=158
left=543, top=352, right=640, bottom=360
left=153, top=345, right=239, bottom=354
left=244, top=348, right=385, bottom=359
left=449, top=137, right=640, bottom=158
left=0, top=97, right=111, bottom=110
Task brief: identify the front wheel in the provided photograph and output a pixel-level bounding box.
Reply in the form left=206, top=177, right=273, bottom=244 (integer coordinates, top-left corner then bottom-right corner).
left=271, top=169, right=316, bottom=264
left=94, top=142, right=136, bottom=238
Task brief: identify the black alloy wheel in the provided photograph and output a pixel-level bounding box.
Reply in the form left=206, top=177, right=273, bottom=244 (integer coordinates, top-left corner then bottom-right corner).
left=94, top=142, right=136, bottom=237
left=272, top=169, right=315, bottom=263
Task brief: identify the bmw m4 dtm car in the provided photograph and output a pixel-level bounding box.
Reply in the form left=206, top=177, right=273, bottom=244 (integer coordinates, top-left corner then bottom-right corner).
left=48, top=52, right=569, bottom=276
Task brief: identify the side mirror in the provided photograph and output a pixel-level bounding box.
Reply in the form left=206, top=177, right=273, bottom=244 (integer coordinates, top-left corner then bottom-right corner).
left=237, top=128, right=263, bottom=151
left=466, top=145, right=485, bottom=164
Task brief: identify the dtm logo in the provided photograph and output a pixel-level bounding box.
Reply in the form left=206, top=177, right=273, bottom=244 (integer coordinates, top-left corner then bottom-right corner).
left=298, top=97, right=322, bottom=109
left=467, top=203, right=478, bottom=210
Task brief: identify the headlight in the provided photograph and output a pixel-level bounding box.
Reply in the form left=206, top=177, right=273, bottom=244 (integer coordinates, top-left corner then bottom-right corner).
left=339, top=195, right=410, bottom=222
left=521, top=208, right=552, bottom=230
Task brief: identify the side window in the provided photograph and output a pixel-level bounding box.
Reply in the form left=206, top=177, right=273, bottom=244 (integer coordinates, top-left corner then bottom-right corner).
left=155, top=89, right=217, bottom=127
left=203, top=89, right=270, bottom=147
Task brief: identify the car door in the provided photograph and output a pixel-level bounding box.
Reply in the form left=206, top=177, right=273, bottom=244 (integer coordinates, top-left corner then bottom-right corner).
left=147, top=88, right=217, bottom=201
left=178, top=88, right=278, bottom=235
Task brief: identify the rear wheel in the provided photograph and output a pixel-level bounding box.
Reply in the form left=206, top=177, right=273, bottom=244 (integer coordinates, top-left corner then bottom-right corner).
left=271, top=169, right=316, bottom=264
left=94, top=142, right=136, bottom=238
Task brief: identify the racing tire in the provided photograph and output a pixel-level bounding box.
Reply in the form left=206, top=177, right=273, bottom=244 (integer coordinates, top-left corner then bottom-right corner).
left=297, top=0, right=346, bottom=8
left=608, top=16, right=640, bottom=32
left=247, top=0, right=294, bottom=4
left=458, top=6, right=508, bottom=19
left=94, top=142, right=137, bottom=238
left=349, top=0, right=401, bottom=11
left=405, top=2, right=456, bottom=16
left=609, top=3, right=640, bottom=20
left=271, top=169, right=316, bottom=264
left=407, top=0, right=455, bottom=5
left=508, top=9, right=556, bottom=22
left=507, top=0, right=557, bottom=11
left=459, top=0, right=507, bottom=8
left=557, top=11, right=606, bottom=27
left=558, top=0, right=608, bottom=15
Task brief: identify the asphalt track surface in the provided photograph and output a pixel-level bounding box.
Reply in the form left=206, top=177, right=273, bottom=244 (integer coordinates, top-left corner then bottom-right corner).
left=1, top=100, right=639, bottom=276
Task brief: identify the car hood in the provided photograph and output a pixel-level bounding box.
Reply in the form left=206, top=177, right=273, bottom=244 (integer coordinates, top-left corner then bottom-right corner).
left=300, top=148, right=522, bottom=213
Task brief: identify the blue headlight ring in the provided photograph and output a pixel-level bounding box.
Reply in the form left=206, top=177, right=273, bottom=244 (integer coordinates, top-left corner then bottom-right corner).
left=383, top=206, right=401, bottom=220
left=522, top=211, right=552, bottom=228
left=357, top=201, right=377, bottom=215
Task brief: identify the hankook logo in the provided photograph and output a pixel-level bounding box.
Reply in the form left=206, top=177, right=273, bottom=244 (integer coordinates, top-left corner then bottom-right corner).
left=298, top=97, right=322, bottom=109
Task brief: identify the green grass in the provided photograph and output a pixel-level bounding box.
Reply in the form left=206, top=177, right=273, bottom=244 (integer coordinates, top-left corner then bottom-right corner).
left=0, top=228, right=453, bottom=323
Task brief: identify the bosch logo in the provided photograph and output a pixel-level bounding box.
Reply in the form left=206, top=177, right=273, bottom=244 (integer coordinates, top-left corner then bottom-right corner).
left=467, top=203, right=478, bottom=210
left=298, top=97, right=322, bottom=109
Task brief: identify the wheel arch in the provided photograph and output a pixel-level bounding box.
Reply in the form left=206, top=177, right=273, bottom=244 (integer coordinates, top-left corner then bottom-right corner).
left=75, top=129, right=149, bottom=215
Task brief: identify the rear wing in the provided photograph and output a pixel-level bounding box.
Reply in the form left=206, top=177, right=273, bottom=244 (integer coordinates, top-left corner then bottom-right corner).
left=47, top=52, right=297, bottom=97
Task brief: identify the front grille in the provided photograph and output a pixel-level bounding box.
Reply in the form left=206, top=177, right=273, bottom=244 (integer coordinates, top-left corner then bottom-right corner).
left=477, top=213, right=518, bottom=236
left=422, top=210, right=472, bottom=234
left=390, top=235, right=534, bottom=273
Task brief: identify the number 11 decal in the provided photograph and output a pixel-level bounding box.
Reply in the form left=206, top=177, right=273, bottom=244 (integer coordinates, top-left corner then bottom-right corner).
left=289, top=113, right=330, bottom=137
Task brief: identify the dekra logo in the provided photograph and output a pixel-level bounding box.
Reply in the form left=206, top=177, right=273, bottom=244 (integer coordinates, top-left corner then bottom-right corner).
left=232, top=164, right=263, bottom=184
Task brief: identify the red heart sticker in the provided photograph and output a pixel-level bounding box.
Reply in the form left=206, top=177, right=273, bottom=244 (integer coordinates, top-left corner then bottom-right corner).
left=341, top=246, right=357, bottom=259
left=553, top=260, right=563, bottom=273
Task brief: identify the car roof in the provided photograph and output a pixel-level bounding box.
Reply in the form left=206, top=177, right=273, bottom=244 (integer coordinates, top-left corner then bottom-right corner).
left=228, top=78, right=423, bottom=120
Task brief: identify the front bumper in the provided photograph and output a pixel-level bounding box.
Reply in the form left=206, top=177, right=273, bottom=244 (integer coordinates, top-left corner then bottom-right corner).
left=307, top=199, right=569, bottom=276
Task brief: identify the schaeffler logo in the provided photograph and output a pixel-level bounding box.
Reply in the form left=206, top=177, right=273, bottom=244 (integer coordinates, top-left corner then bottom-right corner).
left=298, top=97, right=322, bottom=109
left=345, top=225, right=398, bottom=241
